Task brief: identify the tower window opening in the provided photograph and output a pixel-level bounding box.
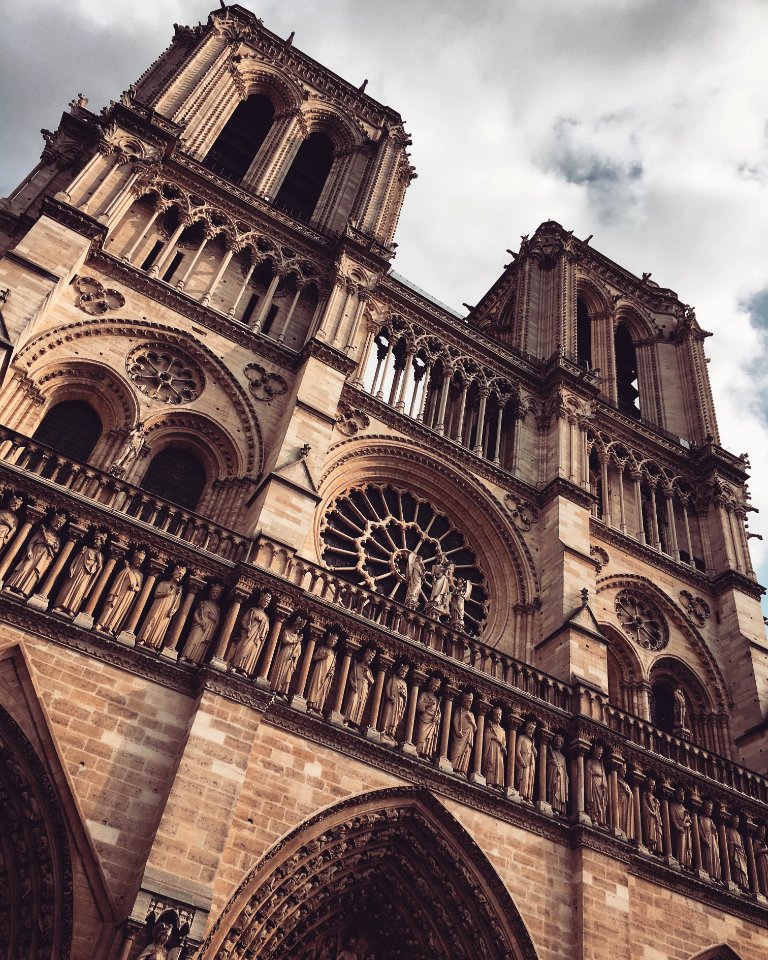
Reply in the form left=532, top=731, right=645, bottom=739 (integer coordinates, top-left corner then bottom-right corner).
left=162, top=252, right=184, bottom=284
left=140, top=240, right=164, bottom=272
left=242, top=293, right=259, bottom=326
left=262, top=304, right=279, bottom=337
left=275, top=132, right=334, bottom=221
left=203, top=94, right=275, bottom=182
left=33, top=400, right=102, bottom=463
left=615, top=325, right=640, bottom=418
left=576, top=297, right=592, bottom=368
left=141, top=447, right=206, bottom=511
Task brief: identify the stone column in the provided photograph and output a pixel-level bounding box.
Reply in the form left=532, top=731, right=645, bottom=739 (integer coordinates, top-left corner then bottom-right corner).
left=471, top=387, right=489, bottom=454
left=469, top=703, right=487, bottom=785
left=400, top=669, right=424, bottom=756
left=436, top=687, right=456, bottom=773
left=630, top=767, right=648, bottom=853
left=718, top=805, right=735, bottom=890
left=200, top=245, right=235, bottom=307
left=745, top=818, right=760, bottom=899
left=177, top=230, right=212, bottom=292
left=74, top=538, right=127, bottom=629
left=209, top=582, right=250, bottom=671
left=599, top=453, right=611, bottom=525
left=255, top=602, right=292, bottom=689
left=536, top=725, right=553, bottom=814
left=251, top=270, right=282, bottom=331
left=161, top=572, right=205, bottom=662
left=291, top=622, right=322, bottom=712
left=374, top=335, right=395, bottom=400
left=364, top=655, right=392, bottom=742
left=395, top=350, right=415, bottom=413
left=123, top=202, right=165, bottom=263
left=608, top=752, right=623, bottom=838
left=276, top=285, right=304, bottom=345
left=568, top=737, right=591, bottom=824
left=631, top=469, right=645, bottom=544
left=29, top=523, right=86, bottom=611
left=492, top=400, right=506, bottom=465
left=118, top=557, right=166, bottom=646
left=147, top=217, right=187, bottom=278
left=0, top=514, right=35, bottom=586
left=504, top=710, right=522, bottom=800
left=435, top=371, right=453, bottom=436
left=328, top=642, right=357, bottom=727
left=689, top=790, right=705, bottom=879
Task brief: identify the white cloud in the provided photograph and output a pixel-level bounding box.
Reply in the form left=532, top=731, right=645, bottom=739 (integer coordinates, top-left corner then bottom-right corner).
left=3, top=0, right=768, bottom=590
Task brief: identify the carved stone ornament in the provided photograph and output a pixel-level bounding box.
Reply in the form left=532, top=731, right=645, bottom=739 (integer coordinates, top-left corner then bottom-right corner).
left=335, top=401, right=370, bottom=437
left=590, top=545, right=609, bottom=573
left=615, top=588, right=669, bottom=651
left=244, top=362, right=288, bottom=402
left=679, top=589, right=711, bottom=626
left=74, top=276, right=126, bottom=315
left=126, top=343, right=204, bottom=404
left=321, top=483, right=488, bottom=635
left=503, top=493, right=539, bottom=532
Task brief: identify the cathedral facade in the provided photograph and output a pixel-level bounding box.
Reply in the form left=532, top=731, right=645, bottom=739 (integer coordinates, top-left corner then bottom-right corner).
left=1, top=5, right=767, bottom=959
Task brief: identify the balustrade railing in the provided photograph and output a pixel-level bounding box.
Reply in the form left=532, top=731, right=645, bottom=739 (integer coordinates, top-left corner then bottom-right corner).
left=0, top=427, right=247, bottom=562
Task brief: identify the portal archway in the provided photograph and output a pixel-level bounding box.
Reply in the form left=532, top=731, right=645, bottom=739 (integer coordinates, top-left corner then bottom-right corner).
left=201, top=787, right=538, bottom=960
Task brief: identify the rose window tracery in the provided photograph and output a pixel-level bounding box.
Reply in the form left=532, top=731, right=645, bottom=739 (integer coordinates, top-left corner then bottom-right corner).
left=126, top=343, right=204, bottom=404
left=615, top=589, right=668, bottom=651
left=321, top=483, right=488, bottom=635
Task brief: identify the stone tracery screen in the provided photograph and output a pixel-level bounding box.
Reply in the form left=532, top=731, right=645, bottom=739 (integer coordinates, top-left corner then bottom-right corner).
left=321, top=483, right=488, bottom=635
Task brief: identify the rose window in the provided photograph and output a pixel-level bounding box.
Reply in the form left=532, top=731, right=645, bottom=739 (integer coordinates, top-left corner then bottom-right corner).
left=615, top=589, right=668, bottom=651
left=126, top=343, right=204, bottom=404
left=321, top=483, right=488, bottom=635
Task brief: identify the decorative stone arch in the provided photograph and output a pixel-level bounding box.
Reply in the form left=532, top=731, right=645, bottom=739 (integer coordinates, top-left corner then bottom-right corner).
left=11, top=317, right=263, bottom=475
left=3, top=359, right=140, bottom=471
left=0, top=703, right=74, bottom=960
left=316, top=435, right=540, bottom=648
left=199, top=787, right=540, bottom=960
left=689, top=947, right=744, bottom=960
left=600, top=622, right=644, bottom=713
left=596, top=573, right=729, bottom=716
left=300, top=103, right=367, bottom=154
left=614, top=304, right=664, bottom=424
left=230, top=60, right=304, bottom=115
left=647, top=653, right=716, bottom=736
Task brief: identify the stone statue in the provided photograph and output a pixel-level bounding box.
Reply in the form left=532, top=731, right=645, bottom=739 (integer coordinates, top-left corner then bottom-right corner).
left=482, top=706, right=506, bottom=788
left=515, top=720, right=537, bottom=802
left=52, top=531, right=106, bottom=617
left=110, top=421, right=146, bottom=475
left=673, top=686, right=688, bottom=731
left=727, top=816, right=749, bottom=889
left=5, top=512, right=66, bottom=597
left=230, top=591, right=272, bottom=676
left=270, top=614, right=308, bottom=696
left=404, top=551, right=425, bottom=608
left=136, top=922, right=172, bottom=960
left=670, top=787, right=692, bottom=867
left=0, top=495, right=23, bottom=551
left=380, top=662, right=409, bottom=740
left=96, top=548, right=146, bottom=634
left=137, top=565, right=186, bottom=649
left=698, top=799, right=721, bottom=880
left=449, top=692, right=476, bottom=774
left=305, top=631, right=338, bottom=713
left=642, top=777, right=663, bottom=852
left=617, top=774, right=635, bottom=840
left=754, top=824, right=768, bottom=896
left=414, top=676, right=441, bottom=758
left=547, top=734, right=568, bottom=815
left=181, top=584, right=223, bottom=664
left=449, top=577, right=468, bottom=630
left=344, top=647, right=376, bottom=727
left=586, top=744, right=608, bottom=827
left=425, top=551, right=453, bottom=617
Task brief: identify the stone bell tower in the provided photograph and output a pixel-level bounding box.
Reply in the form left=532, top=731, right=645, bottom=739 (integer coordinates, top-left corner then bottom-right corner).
left=1, top=5, right=768, bottom=960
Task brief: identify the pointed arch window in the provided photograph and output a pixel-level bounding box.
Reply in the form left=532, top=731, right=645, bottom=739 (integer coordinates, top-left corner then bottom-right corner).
left=203, top=94, right=275, bottom=182
left=140, top=447, right=206, bottom=511
left=576, top=296, right=592, bottom=368
left=275, top=132, right=334, bottom=221
left=33, top=400, right=102, bottom=463
left=615, top=324, right=640, bottom=418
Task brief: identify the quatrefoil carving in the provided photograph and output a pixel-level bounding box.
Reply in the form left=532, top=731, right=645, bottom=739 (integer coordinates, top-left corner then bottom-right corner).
left=245, top=363, right=288, bottom=402
left=74, top=276, right=125, bottom=315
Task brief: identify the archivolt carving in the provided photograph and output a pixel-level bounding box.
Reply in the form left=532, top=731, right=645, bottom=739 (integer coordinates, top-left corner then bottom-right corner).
left=0, top=705, right=74, bottom=960
left=317, top=435, right=540, bottom=643
left=198, top=787, right=539, bottom=960
left=12, top=318, right=262, bottom=474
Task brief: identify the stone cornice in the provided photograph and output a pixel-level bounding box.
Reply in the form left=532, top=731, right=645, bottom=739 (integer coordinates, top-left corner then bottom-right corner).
left=341, top=383, right=537, bottom=499
left=41, top=196, right=108, bottom=243
left=710, top=569, right=765, bottom=601
left=89, top=250, right=302, bottom=369
left=590, top=518, right=714, bottom=595
left=540, top=477, right=595, bottom=510
left=3, top=250, right=60, bottom=283
left=302, top=338, right=356, bottom=375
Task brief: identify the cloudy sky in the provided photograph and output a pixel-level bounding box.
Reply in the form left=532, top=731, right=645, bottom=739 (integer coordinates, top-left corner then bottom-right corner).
left=3, top=0, right=768, bottom=597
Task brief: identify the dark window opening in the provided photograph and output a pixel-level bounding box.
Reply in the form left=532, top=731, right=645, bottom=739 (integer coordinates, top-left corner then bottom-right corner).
left=242, top=293, right=259, bottom=326
left=615, top=325, right=640, bottom=418
left=203, top=94, right=275, bottom=182
left=33, top=400, right=102, bottom=463
left=162, top=252, right=184, bottom=284
left=261, top=304, right=279, bottom=337
left=576, top=297, right=592, bottom=368
left=141, top=448, right=206, bottom=511
left=140, top=240, right=164, bottom=272
left=649, top=680, right=675, bottom=733
left=275, top=132, right=334, bottom=221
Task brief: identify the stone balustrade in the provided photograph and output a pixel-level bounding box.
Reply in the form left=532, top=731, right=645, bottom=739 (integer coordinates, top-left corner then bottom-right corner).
left=0, top=426, right=248, bottom=562
left=1, top=478, right=768, bottom=906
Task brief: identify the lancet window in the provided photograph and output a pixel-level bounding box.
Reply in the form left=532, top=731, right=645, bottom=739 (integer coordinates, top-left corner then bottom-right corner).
left=202, top=94, right=275, bottom=183
left=614, top=324, right=640, bottom=418
left=32, top=400, right=102, bottom=464
left=274, top=132, right=334, bottom=221
left=576, top=296, right=592, bottom=369
left=140, top=447, right=206, bottom=511
left=358, top=320, right=517, bottom=470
